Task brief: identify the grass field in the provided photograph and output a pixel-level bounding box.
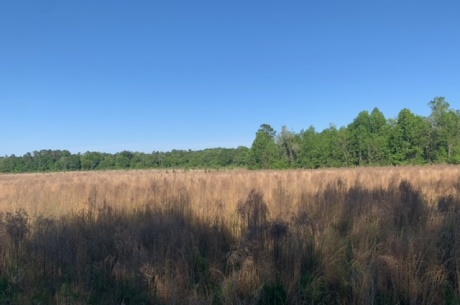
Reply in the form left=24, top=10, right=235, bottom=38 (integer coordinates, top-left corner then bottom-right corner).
left=0, top=166, right=460, bottom=304
left=1, top=165, right=459, bottom=216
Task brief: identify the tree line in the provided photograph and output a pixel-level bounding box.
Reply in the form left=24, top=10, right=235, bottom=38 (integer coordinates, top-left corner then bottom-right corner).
left=249, top=96, right=460, bottom=169
left=0, top=147, right=250, bottom=172
left=1, top=97, right=459, bottom=173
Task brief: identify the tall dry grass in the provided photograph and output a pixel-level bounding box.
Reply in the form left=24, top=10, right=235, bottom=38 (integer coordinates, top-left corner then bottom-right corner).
left=1, top=165, right=459, bottom=218
left=0, top=165, right=459, bottom=304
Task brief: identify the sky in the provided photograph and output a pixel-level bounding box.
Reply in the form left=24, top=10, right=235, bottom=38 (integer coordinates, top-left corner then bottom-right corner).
left=1, top=1, right=459, bottom=156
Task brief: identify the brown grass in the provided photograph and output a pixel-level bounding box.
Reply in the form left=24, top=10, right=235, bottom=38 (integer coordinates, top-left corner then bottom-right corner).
left=0, top=165, right=460, bottom=304
left=1, top=165, right=459, bottom=218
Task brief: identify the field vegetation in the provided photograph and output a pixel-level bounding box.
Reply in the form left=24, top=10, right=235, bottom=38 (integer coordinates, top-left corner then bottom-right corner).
left=0, top=166, right=460, bottom=304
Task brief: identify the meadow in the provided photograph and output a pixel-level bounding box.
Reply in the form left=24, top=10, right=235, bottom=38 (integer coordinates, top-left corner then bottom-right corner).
left=0, top=166, right=459, bottom=304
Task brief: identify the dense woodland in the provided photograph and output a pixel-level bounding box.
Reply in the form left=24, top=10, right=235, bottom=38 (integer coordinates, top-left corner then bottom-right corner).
left=2, top=97, right=459, bottom=172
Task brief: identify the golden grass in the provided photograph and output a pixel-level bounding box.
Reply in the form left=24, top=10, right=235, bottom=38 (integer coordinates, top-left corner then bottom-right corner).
left=1, top=165, right=460, bottom=304
left=0, top=165, right=459, bottom=219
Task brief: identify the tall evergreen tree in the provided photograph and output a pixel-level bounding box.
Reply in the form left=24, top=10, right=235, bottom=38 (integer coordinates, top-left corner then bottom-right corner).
left=249, top=124, right=279, bottom=169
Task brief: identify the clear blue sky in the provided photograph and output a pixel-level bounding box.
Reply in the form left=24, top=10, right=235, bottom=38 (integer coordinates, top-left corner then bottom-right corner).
left=1, top=1, right=459, bottom=156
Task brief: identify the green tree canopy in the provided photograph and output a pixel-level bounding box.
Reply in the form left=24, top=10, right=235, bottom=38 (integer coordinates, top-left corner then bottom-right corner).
left=249, top=124, right=279, bottom=169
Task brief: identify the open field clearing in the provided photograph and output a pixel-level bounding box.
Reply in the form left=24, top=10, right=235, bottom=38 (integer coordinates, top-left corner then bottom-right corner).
left=1, top=165, right=459, bottom=217
left=0, top=166, right=460, bottom=304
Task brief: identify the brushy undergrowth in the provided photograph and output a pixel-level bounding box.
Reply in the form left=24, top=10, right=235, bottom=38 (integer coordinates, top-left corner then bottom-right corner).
left=0, top=171, right=460, bottom=304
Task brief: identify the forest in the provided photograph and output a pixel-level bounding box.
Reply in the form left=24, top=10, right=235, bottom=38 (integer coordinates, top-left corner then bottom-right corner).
left=1, top=96, right=459, bottom=173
